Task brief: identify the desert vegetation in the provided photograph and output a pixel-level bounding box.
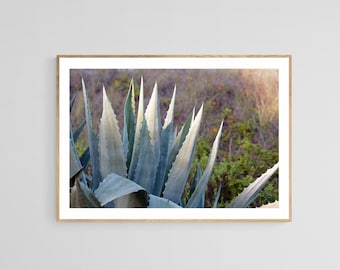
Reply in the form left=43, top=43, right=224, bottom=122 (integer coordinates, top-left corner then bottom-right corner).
left=70, top=69, right=279, bottom=208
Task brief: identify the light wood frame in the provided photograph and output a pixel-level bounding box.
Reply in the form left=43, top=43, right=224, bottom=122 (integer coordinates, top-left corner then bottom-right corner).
left=57, top=55, right=292, bottom=222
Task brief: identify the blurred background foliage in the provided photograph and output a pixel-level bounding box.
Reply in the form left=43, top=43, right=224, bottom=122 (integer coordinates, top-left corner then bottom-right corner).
left=70, top=69, right=279, bottom=207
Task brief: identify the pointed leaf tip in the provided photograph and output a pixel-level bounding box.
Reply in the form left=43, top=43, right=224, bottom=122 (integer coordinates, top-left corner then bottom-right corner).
left=163, top=104, right=203, bottom=204
left=123, top=79, right=136, bottom=168
left=128, top=77, right=145, bottom=180
left=99, top=86, right=127, bottom=178
left=228, top=162, right=279, bottom=208
left=186, top=120, right=223, bottom=208
left=134, top=81, right=161, bottom=193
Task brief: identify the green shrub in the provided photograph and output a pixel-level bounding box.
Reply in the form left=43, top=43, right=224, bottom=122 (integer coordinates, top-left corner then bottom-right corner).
left=187, top=113, right=279, bottom=208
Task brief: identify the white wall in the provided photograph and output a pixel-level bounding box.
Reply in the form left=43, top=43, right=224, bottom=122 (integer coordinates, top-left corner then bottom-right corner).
left=1, top=1, right=339, bottom=269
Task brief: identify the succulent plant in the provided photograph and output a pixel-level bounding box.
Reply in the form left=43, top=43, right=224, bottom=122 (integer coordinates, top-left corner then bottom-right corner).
left=70, top=77, right=278, bottom=208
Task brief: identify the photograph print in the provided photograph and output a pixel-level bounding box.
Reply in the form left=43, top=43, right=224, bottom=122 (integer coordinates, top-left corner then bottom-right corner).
left=57, top=55, right=291, bottom=221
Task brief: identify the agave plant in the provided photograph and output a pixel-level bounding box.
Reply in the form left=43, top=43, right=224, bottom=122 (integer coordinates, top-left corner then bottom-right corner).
left=70, top=77, right=279, bottom=208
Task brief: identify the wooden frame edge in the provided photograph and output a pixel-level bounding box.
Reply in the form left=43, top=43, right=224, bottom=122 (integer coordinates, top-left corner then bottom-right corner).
left=56, top=54, right=292, bottom=222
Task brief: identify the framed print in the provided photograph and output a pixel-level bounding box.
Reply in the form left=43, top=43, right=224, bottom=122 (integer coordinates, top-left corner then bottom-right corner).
left=57, top=55, right=291, bottom=221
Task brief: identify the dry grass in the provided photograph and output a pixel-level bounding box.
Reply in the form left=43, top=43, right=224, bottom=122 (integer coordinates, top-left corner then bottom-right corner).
left=70, top=69, right=278, bottom=151
left=237, top=69, right=278, bottom=126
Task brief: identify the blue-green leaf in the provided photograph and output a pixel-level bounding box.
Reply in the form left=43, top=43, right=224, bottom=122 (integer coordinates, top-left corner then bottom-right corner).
left=228, top=162, right=279, bottom=208
left=153, top=86, right=176, bottom=196
left=213, top=183, right=222, bottom=208
left=148, top=194, right=181, bottom=208
left=144, top=82, right=161, bottom=167
left=70, top=137, right=82, bottom=179
left=70, top=119, right=88, bottom=185
left=73, top=118, right=86, bottom=142
left=94, top=173, right=147, bottom=207
left=81, top=79, right=101, bottom=190
left=70, top=94, right=77, bottom=112
left=133, top=120, right=154, bottom=192
left=79, top=147, right=90, bottom=168
left=128, top=77, right=144, bottom=180
left=98, top=86, right=127, bottom=178
left=122, top=79, right=136, bottom=169
left=190, top=163, right=202, bottom=196
left=162, top=109, right=194, bottom=187
left=163, top=104, right=203, bottom=204
left=188, top=163, right=204, bottom=208
left=186, top=121, right=223, bottom=208
left=134, top=82, right=161, bottom=193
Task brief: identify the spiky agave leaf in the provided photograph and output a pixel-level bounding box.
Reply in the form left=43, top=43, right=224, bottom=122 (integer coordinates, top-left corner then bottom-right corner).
left=190, top=163, right=202, bottom=196
left=133, top=82, right=161, bottom=193
left=186, top=121, right=223, bottom=208
left=70, top=93, right=85, bottom=142
left=70, top=129, right=82, bottom=179
left=162, top=108, right=194, bottom=190
left=133, top=119, right=153, bottom=192
left=228, top=162, right=279, bottom=208
left=70, top=107, right=87, bottom=186
left=79, top=147, right=90, bottom=168
left=70, top=94, right=77, bottom=112
left=144, top=82, right=161, bottom=168
left=163, top=104, right=203, bottom=204
left=188, top=163, right=204, bottom=208
left=99, top=86, right=127, bottom=178
left=128, top=77, right=144, bottom=180
left=213, top=183, right=222, bottom=208
left=94, top=173, right=147, bottom=207
left=122, top=79, right=136, bottom=168
left=82, top=79, right=101, bottom=190
left=73, top=119, right=86, bottom=142
left=153, top=86, right=176, bottom=196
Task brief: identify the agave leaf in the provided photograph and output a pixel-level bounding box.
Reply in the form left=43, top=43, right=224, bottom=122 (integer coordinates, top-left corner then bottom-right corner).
left=70, top=139, right=83, bottom=178
left=128, top=77, right=144, bottom=180
left=148, top=194, right=182, bottom=208
left=99, top=86, right=127, bottom=179
left=133, top=120, right=152, bottom=188
left=186, top=121, right=223, bottom=208
left=79, top=147, right=90, bottom=167
left=163, top=85, right=176, bottom=129
left=70, top=130, right=82, bottom=179
left=163, top=109, right=194, bottom=187
left=190, top=163, right=202, bottom=196
left=163, top=105, right=203, bottom=204
left=188, top=163, right=204, bottom=208
left=82, top=79, right=101, bottom=190
left=94, top=173, right=147, bottom=207
left=228, top=162, right=279, bottom=208
left=213, top=183, right=222, bottom=208
left=122, top=79, right=136, bottom=168
left=73, top=118, right=86, bottom=142
left=70, top=140, right=82, bottom=179
left=133, top=82, right=161, bottom=193
left=70, top=94, right=77, bottom=112
left=70, top=179, right=101, bottom=208
left=144, top=82, right=161, bottom=169
left=153, top=86, right=176, bottom=196
left=171, top=126, right=178, bottom=147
